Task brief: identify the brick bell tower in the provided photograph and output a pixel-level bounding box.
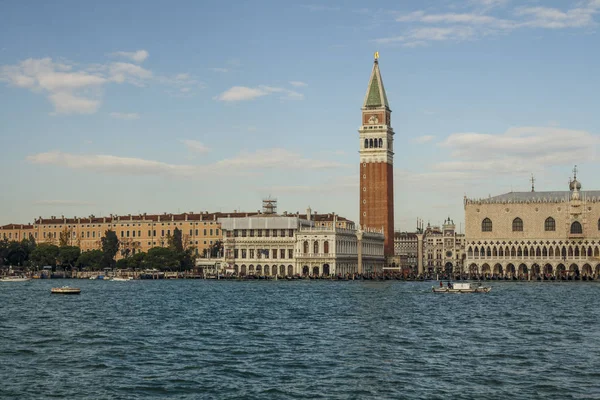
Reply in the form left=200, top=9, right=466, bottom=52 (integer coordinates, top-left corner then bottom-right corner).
left=359, top=52, right=394, bottom=257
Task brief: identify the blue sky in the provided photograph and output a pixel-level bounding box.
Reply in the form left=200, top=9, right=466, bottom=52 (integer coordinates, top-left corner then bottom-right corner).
left=1, top=0, right=599, bottom=231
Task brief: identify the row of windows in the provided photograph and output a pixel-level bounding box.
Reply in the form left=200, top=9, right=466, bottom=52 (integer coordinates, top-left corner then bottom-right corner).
left=482, top=217, right=596, bottom=233
left=364, top=138, right=384, bottom=149
left=232, top=249, right=294, bottom=259
left=230, top=229, right=294, bottom=238
left=119, top=229, right=219, bottom=238
left=302, top=241, right=330, bottom=254
left=41, top=221, right=216, bottom=229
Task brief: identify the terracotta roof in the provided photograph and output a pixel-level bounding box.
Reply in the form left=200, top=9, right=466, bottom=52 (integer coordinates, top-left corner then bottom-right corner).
left=0, top=224, right=34, bottom=230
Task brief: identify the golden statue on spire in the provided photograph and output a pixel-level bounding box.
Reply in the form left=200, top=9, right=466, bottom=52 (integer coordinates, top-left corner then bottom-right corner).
left=374, top=51, right=379, bottom=60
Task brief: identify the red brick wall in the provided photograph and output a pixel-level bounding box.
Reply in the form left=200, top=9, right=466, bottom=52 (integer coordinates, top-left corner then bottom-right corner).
left=360, top=161, right=394, bottom=256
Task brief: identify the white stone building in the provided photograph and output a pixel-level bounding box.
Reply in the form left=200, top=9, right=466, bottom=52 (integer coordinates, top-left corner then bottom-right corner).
left=464, top=170, right=600, bottom=278
left=219, top=213, right=385, bottom=276
left=424, top=218, right=466, bottom=275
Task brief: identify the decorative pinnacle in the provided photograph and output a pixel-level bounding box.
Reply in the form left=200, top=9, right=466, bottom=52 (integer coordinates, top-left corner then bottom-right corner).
left=374, top=51, right=379, bottom=61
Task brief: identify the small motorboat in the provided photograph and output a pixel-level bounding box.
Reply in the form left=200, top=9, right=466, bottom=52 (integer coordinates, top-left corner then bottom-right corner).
left=51, top=286, right=81, bottom=295
left=0, top=276, right=31, bottom=282
left=111, top=277, right=133, bottom=281
left=432, top=282, right=491, bottom=294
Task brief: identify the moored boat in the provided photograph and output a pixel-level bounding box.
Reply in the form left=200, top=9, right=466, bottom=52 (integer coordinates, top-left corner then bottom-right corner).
left=0, top=276, right=31, bottom=282
left=51, top=286, right=81, bottom=294
left=432, top=282, right=491, bottom=294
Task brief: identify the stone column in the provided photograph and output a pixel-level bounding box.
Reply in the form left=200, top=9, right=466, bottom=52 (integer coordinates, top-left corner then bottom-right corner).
left=416, top=233, right=424, bottom=276
left=356, top=229, right=363, bottom=275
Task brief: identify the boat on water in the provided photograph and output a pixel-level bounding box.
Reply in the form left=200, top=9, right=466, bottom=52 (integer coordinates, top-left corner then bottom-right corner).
left=111, top=277, right=133, bottom=281
left=51, top=286, right=81, bottom=295
left=0, top=276, right=31, bottom=282
left=432, top=282, right=491, bottom=294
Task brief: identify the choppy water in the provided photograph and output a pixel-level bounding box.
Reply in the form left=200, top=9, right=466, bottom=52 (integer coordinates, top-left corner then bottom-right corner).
left=1, top=280, right=600, bottom=399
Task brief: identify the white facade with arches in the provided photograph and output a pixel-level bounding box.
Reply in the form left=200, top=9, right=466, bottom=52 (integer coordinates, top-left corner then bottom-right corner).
left=464, top=173, right=600, bottom=278
left=219, top=215, right=384, bottom=276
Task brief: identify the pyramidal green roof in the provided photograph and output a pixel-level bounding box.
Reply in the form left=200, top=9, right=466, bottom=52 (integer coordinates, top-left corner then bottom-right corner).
left=363, top=60, right=389, bottom=108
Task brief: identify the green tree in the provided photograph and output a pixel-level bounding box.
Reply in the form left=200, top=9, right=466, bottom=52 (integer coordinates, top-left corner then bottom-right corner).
left=170, top=228, right=184, bottom=253
left=115, top=258, right=129, bottom=270
left=128, top=252, right=146, bottom=271
left=100, top=230, right=119, bottom=269
left=58, top=246, right=81, bottom=269
left=6, top=241, right=29, bottom=266
left=146, top=247, right=178, bottom=271
left=0, top=239, right=9, bottom=266
left=30, top=243, right=59, bottom=268
left=77, top=250, right=103, bottom=270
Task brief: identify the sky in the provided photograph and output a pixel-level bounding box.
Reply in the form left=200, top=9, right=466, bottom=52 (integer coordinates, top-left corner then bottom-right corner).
left=1, top=0, right=599, bottom=232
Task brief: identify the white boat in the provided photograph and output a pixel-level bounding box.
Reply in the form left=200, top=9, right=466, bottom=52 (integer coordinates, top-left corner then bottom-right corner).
left=111, top=277, right=133, bottom=281
left=51, top=286, right=81, bottom=294
left=0, top=276, right=31, bottom=282
left=432, top=282, right=491, bottom=293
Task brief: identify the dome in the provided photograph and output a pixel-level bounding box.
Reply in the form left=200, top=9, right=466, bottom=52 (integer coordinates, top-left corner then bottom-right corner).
left=569, top=178, right=582, bottom=191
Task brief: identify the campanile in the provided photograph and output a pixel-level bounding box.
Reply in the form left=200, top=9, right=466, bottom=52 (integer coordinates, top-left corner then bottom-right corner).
left=359, top=53, right=394, bottom=257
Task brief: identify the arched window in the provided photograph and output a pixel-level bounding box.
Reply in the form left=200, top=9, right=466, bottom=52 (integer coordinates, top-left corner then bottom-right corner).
left=364, top=139, right=368, bottom=148
left=545, top=217, right=555, bottom=231
left=324, top=241, right=329, bottom=254
left=512, top=217, right=523, bottom=232
left=482, top=218, right=492, bottom=232
left=369, top=139, right=374, bottom=148
left=303, top=241, right=309, bottom=254
left=378, top=138, right=383, bottom=148
left=598, top=218, right=600, bottom=231
left=313, top=241, right=319, bottom=254
left=571, top=221, right=582, bottom=234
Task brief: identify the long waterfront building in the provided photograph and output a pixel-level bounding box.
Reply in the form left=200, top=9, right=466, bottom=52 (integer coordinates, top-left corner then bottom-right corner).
left=465, top=170, right=600, bottom=278
left=0, top=207, right=354, bottom=261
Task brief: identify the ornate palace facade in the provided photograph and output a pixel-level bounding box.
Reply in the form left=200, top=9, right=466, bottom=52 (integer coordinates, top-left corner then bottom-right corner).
left=464, top=171, right=600, bottom=278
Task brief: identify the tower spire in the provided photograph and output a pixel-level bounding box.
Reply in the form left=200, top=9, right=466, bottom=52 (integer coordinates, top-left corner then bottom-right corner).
left=363, top=52, right=389, bottom=109
left=531, top=174, right=535, bottom=192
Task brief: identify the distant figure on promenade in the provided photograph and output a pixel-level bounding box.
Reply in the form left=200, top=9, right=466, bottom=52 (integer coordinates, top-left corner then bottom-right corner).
left=439, top=281, right=443, bottom=288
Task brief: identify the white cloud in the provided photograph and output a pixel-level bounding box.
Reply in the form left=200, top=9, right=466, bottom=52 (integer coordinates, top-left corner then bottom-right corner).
left=109, top=112, right=140, bottom=120
left=289, top=81, right=308, bottom=87
left=49, top=92, right=100, bottom=114
left=215, top=148, right=346, bottom=169
left=33, top=200, right=95, bottom=206
left=413, top=135, right=434, bottom=143
left=108, top=62, right=152, bottom=85
left=1, top=54, right=197, bottom=114
left=436, top=126, right=599, bottom=174
left=216, top=86, right=269, bottom=102
left=181, top=139, right=210, bottom=153
left=0, top=57, right=153, bottom=114
left=378, top=1, right=600, bottom=46
left=110, top=50, right=149, bottom=63
left=215, top=85, right=305, bottom=102
left=26, top=148, right=346, bottom=177
left=27, top=151, right=197, bottom=177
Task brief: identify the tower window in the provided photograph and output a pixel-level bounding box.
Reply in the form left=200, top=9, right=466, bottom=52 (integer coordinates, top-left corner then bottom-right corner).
left=544, top=217, right=555, bottom=231
left=512, top=217, right=523, bottom=232
left=481, top=218, right=492, bottom=232
left=364, top=139, right=368, bottom=148
left=571, top=221, right=582, bottom=234
left=369, top=139, right=373, bottom=148
left=379, top=138, right=383, bottom=148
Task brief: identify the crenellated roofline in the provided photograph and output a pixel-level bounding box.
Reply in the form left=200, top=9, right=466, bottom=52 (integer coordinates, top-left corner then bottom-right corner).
left=464, top=190, right=600, bottom=206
